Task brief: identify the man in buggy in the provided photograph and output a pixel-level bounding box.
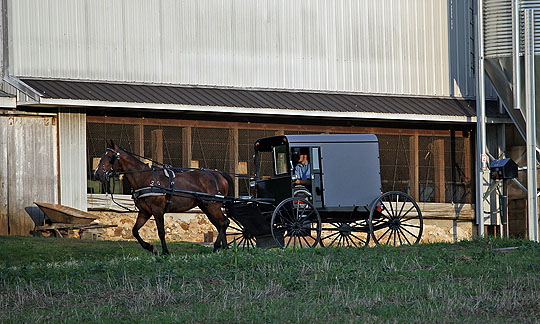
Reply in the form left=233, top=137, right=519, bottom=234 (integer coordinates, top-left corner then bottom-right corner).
left=292, top=147, right=312, bottom=198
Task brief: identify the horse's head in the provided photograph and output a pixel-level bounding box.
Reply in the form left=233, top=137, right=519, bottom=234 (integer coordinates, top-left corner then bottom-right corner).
left=94, top=140, right=122, bottom=182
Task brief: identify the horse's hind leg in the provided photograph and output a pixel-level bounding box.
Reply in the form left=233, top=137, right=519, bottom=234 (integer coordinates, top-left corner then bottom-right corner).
left=133, top=211, right=156, bottom=254
left=153, top=211, right=169, bottom=255
left=200, top=203, right=230, bottom=251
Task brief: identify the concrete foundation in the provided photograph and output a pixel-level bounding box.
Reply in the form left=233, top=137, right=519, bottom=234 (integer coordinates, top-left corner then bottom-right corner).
left=87, top=204, right=475, bottom=244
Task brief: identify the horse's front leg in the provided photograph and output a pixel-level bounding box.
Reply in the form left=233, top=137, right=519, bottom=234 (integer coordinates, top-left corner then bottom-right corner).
left=133, top=211, right=156, bottom=254
left=153, top=211, right=169, bottom=255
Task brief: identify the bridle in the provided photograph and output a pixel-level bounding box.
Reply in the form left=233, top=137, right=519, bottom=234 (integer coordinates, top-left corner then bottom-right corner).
left=100, top=147, right=121, bottom=181
left=95, top=146, right=140, bottom=212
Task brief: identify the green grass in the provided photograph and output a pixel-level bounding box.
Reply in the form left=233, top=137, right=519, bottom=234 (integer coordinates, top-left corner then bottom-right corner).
left=1, top=236, right=539, bottom=323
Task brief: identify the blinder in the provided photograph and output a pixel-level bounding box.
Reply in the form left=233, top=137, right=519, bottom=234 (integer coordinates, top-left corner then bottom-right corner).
left=100, top=147, right=121, bottom=181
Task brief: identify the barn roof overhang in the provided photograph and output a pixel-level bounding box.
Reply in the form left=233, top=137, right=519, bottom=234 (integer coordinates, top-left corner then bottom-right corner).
left=13, top=77, right=508, bottom=124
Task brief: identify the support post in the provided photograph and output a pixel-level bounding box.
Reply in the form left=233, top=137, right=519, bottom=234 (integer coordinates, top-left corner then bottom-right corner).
left=497, top=124, right=506, bottom=236
left=229, top=128, right=239, bottom=195
left=182, top=127, right=192, bottom=168
left=475, top=0, right=486, bottom=237
left=502, top=179, right=509, bottom=238
left=434, top=138, right=445, bottom=203
left=512, top=0, right=521, bottom=110
left=524, top=9, right=539, bottom=242
left=409, top=135, right=419, bottom=201
left=134, top=124, right=144, bottom=159
left=464, top=132, right=472, bottom=203
left=151, top=129, right=163, bottom=165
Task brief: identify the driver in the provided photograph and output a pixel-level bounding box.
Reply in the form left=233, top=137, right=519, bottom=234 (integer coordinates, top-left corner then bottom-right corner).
left=293, top=148, right=311, bottom=186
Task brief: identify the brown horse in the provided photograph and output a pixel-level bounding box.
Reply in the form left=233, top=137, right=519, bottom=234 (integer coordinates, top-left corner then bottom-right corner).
left=94, top=140, right=232, bottom=254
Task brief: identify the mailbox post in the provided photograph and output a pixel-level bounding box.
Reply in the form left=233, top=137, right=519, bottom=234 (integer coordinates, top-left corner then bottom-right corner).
left=489, top=158, right=518, bottom=237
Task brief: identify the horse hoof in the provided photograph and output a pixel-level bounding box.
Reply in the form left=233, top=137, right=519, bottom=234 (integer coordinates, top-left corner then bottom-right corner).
left=150, top=245, right=159, bottom=255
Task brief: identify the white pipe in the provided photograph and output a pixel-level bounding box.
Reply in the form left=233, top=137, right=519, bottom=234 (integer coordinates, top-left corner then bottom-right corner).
left=475, top=0, right=486, bottom=238
left=513, top=0, right=521, bottom=110
left=525, top=9, right=539, bottom=242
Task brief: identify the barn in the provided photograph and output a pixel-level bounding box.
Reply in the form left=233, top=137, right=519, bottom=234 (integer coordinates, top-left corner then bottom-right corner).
left=0, top=0, right=525, bottom=242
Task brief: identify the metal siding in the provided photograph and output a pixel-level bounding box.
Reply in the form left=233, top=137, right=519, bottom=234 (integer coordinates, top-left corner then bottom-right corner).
left=2, top=116, right=58, bottom=235
left=9, top=0, right=472, bottom=98
left=449, top=0, right=474, bottom=97
left=0, top=118, right=8, bottom=235
left=86, top=1, right=125, bottom=81
left=484, top=0, right=512, bottom=58
left=484, top=0, right=540, bottom=58
left=59, top=110, right=87, bottom=211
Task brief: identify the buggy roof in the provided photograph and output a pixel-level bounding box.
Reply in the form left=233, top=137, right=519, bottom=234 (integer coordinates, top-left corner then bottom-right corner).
left=254, top=134, right=378, bottom=152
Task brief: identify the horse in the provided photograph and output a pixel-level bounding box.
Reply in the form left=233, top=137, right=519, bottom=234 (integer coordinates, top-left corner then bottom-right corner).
left=93, top=140, right=232, bottom=254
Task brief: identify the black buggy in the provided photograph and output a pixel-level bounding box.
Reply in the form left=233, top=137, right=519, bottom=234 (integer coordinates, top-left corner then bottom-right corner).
left=226, top=134, right=423, bottom=248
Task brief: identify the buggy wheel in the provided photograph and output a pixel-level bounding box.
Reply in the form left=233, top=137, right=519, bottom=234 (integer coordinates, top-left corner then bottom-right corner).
left=368, top=191, right=423, bottom=246
left=271, top=197, right=321, bottom=248
left=321, top=220, right=370, bottom=247
left=226, top=218, right=256, bottom=249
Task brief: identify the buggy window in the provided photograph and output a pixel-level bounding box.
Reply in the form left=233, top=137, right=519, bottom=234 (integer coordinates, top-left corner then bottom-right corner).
left=311, top=147, right=320, bottom=170
left=273, top=145, right=289, bottom=175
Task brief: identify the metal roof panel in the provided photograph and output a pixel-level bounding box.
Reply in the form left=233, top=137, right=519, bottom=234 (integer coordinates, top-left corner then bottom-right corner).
left=20, top=78, right=503, bottom=119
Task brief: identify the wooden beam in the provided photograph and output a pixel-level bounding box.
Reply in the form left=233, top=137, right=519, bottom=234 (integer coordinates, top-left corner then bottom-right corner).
left=417, top=202, right=475, bottom=220
left=409, top=135, right=419, bottom=201
left=434, top=138, right=445, bottom=203
left=182, top=127, right=192, bottom=168
left=463, top=131, right=472, bottom=203
left=229, top=128, right=239, bottom=195
left=133, top=124, right=144, bottom=158
left=151, top=129, right=163, bottom=165
left=87, top=116, right=457, bottom=137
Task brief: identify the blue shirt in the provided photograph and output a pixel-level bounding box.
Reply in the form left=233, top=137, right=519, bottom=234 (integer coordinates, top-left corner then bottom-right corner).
left=294, top=162, right=311, bottom=180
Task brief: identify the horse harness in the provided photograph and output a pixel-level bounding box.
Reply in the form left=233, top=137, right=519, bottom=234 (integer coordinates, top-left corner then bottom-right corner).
left=102, top=147, right=224, bottom=212
left=131, top=166, right=223, bottom=212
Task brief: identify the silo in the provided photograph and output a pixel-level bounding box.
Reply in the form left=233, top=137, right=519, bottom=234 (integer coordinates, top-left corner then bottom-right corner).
left=482, top=0, right=539, bottom=241
left=483, top=0, right=540, bottom=144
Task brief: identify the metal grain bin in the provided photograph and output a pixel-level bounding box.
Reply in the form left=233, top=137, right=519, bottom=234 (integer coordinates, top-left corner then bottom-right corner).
left=483, top=0, right=540, bottom=145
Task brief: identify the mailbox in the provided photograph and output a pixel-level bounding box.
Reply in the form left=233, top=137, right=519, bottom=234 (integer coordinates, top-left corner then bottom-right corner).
left=490, top=158, right=518, bottom=180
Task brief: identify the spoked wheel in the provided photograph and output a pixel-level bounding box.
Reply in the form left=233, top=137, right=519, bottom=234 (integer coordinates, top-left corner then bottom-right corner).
left=271, top=197, right=322, bottom=248
left=321, top=220, right=370, bottom=247
left=368, top=191, right=423, bottom=246
left=226, top=218, right=256, bottom=249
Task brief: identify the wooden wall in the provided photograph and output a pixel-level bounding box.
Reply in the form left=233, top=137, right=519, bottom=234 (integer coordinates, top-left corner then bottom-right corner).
left=0, top=115, right=58, bottom=235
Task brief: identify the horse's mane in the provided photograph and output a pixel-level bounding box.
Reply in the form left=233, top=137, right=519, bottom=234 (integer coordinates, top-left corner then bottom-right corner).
left=116, top=146, right=151, bottom=169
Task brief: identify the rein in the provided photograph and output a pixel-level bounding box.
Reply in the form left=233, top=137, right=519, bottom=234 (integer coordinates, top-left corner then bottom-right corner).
left=109, top=147, right=254, bottom=179
left=100, top=146, right=239, bottom=211
left=109, top=179, right=138, bottom=212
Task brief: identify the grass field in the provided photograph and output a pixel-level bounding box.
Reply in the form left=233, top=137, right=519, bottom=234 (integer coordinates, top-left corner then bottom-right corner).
left=1, top=236, right=539, bottom=323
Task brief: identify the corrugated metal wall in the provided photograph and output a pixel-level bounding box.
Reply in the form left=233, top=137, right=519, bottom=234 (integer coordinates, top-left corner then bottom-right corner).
left=0, top=115, right=58, bottom=235
left=58, top=109, right=87, bottom=211
left=0, top=119, right=8, bottom=235
left=484, top=0, right=540, bottom=58
left=9, top=0, right=475, bottom=98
